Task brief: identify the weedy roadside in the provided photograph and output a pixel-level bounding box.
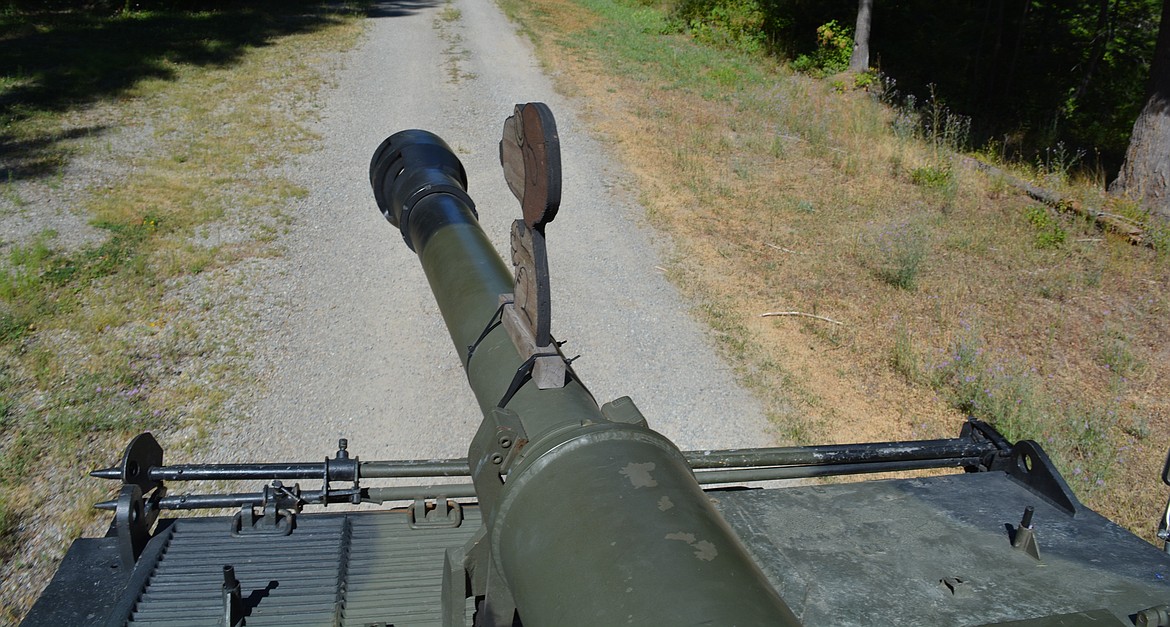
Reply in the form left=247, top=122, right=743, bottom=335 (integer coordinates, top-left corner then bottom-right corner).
left=500, top=0, right=1169, bottom=541
left=0, top=2, right=363, bottom=620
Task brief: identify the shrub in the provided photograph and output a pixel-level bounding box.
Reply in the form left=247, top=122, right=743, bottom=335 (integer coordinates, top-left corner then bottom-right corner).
left=673, top=0, right=767, bottom=55
left=868, top=220, right=930, bottom=290
left=853, top=69, right=877, bottom=90
left=909, top=163, right=954, bottom=190
left=790, top=20, right=851, bottom=76
left=909, top=162, right=958, bottom=209
left=929, top=333, right=1041, bottom=442
left=1024, top=206, right=1066, bottom=249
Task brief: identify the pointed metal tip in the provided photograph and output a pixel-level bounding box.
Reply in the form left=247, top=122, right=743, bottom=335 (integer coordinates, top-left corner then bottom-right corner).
left=94, top=500, right=116, bottom=511
left=90, top=467, right=120, bottom=480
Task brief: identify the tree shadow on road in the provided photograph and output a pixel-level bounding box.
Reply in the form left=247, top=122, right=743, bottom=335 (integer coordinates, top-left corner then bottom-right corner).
left=0, top=0, right=355, bottom=184
left=367, top=0, right=444, bottom=19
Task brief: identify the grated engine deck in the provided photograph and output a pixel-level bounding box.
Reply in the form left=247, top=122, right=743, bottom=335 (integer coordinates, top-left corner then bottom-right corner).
left=24, top=471, right=1170, bottom=626
left=28, top=506, right=481, bottom=627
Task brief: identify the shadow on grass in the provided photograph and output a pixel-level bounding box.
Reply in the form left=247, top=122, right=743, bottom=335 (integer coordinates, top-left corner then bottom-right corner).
left=0, top=0, right=414, bottom=183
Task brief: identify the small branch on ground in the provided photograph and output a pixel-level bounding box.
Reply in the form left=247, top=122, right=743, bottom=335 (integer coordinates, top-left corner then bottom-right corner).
left=759, top=311, right=845, bottom=325
left=764, top=242, right=804, bottom=254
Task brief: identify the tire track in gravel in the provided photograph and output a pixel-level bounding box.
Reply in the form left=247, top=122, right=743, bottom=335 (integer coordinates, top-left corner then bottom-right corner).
left=209, top=0, right=778, bottom=470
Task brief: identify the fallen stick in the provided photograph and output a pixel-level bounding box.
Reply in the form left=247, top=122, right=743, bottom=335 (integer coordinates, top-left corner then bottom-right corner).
left=764, top=243, right=804, bottom=254
left=759, top=311, right=844, bottom=325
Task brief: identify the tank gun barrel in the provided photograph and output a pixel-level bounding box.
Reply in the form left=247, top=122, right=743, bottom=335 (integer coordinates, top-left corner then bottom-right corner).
left=369, top=125, right=800, bottom=626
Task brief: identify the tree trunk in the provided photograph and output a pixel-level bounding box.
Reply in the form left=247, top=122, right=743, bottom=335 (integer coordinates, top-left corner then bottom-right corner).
left=849, top=0, right=873, bottom=72
left=1111, top=0, right=1170, bottom=219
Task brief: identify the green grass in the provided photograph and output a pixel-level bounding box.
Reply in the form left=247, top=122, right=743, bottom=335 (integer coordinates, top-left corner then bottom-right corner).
left=1025, top=205, right=1067, bottom=249
left=560, top=0, right=767, bottom=94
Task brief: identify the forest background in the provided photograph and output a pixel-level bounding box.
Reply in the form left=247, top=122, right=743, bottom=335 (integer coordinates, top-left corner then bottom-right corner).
left=674, top=0, right=1162, bottom=183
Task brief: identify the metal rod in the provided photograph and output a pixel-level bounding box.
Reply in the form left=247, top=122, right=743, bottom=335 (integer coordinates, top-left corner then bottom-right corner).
left=90, top=438, right=996, bottom=484
left=361, top=460, right=470, bottom=477
left=684, top=439, right=997, bottom=469
left=147, top=464, right=330, bottom=481
left=364, top=484, right=477, bottom=502
left=693, top=456, right=983, bottom=483
left=95, top=489, right=339, bottom=511
left=94, top=455, right=979, bottom=512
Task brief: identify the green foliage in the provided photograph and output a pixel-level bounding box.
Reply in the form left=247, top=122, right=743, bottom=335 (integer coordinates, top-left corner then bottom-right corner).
left=1024, top=206, right=1067, bottom=249
left=929, top=331, right=1042, bottom=442
left=1, top=0, right=341, bottom=188
left=868, top=219, right=930, bottom=290
left=575, top=0, right=767, bottom=91
left=1149, top=222, right=1170, bottom=258
left=909, top=161, right=958, bottom=209
left=853, top=69, right=877, bottom=90
left=909, top=163, right=953, bottom=190
left=1038, top=142, right=1085, bottom=181
left=1058, top=401, right=1116, bottom=491
left=1098, top=327, right=1143, bottom=378
left=673, top=0, right=767, bottom=54
left=790, top=20, right=851, bottom=76
left=739, top=0, right=1161, bottom=168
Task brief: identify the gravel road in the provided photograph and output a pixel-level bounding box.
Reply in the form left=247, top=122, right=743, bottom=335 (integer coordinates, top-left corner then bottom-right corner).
left=210, top=0, right=777, bottom=469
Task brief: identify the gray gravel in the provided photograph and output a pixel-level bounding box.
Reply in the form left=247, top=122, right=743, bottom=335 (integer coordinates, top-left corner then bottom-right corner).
left=209, top=0, right=778, bottom=467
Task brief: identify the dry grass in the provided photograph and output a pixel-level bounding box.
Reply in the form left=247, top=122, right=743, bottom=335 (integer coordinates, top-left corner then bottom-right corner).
left=501, top=0, right=1169, bottom=541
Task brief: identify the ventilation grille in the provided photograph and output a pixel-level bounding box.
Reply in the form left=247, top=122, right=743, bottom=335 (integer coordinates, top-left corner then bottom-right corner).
left=127, top=509, right=479, bottom=626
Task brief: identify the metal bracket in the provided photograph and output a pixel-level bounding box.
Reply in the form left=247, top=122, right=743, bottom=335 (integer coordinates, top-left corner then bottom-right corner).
left=467, top=408, right=529, bottom=522
left=324, top=438, right=361, bottom=506
left=231, top=502, right=294, bottom=537
left=601, top=396, right=650, bottom=428
left=111, top=431, right=164, bottom=492
left=1004, top=440, right=1080, bottom=516
left=486, top=407, right=528, bottom=473
left=113, top=483, right=164, bottom=569
left=1010, top=506, right=1042, bottom=561
left=960, top=419, right=1012, bottom=472
left=442, top=547, right=471, bottom=627
left=222, top=565, right=244, bottom=627
left=408, top=496, right=464, bottom=529
left=231, top=481, right=301, bottom=536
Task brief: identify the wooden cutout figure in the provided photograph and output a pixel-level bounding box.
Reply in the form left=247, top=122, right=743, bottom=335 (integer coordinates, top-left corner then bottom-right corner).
left=499, top=102, right=566, bottom=389
left=510, top=220, right=551, bottom=347
left=500, top=103, right=561, bottom=233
